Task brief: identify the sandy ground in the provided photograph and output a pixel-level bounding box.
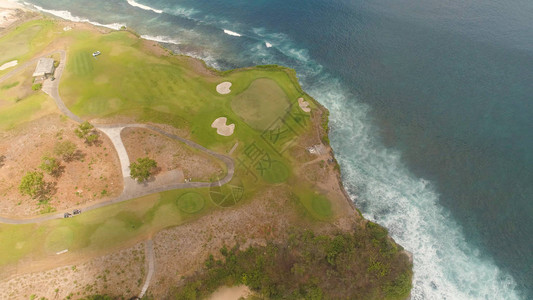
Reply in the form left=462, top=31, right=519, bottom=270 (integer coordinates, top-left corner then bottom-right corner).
left=0, top=115, right=123, bottom=217
left=0, top=0, right=25, bottom=29
left=216, top=82, right=232, bottom=94
left=208, top=285, right=252, bottom=300
left=211, top=117, right=235, bottom=136
left=121, top=127, right=225, bottom=182
left=298, top=97, right=311, bottom=113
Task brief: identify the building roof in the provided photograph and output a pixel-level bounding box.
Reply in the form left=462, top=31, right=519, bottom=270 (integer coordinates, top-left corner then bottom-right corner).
left=33, top=58, right=55, bottom=77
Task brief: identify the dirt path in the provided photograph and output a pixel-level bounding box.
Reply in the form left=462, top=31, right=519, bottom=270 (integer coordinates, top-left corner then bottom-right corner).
left=139, top=239, right=155, bottom=298
left=0, top=51, right=235, bottom=225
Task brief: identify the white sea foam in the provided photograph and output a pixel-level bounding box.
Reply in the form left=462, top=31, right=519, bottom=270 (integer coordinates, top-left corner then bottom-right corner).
left=140, top=34, right=179, bottom=45
left=223, top=29, right=241, bottom=37
left=301, top=74, right=522, bottom=299
left=126, top=0, right=162, bottom=14
left=166, top=6, right=199, bottom=18
left=265, top=42, right=272, bottom=48
left=32, top=5, right=125, bottom=30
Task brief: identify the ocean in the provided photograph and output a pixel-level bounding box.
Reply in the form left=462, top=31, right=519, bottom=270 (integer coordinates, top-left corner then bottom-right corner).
left=19, top=0, right=532, bottom=298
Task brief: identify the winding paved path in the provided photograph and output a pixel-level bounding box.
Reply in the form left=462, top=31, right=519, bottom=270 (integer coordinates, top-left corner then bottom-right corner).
left=0, top=50, right=235, bottom=224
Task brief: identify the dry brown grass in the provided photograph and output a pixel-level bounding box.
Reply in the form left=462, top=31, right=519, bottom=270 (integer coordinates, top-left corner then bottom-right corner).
left=121, top=127, right=225, bottom=182
left=0, top=114, right=122, bottom=216
left=0, top=242, right=147, bottom=299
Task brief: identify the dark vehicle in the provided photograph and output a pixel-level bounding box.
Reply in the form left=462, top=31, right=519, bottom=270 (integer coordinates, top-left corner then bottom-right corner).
left=73, top=209, right=81, bottom=215
left=64, top=212, right=71, bottom=218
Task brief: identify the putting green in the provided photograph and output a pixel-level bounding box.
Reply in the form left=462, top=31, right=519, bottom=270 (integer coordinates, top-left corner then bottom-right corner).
left=177, top=192, right=205, bottom=214
left=231, top=78, right=290, bottom=130
left=261, top=160, right=290, bottom=183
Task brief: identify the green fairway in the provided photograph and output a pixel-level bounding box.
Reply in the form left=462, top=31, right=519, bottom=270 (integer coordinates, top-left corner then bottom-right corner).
left=261, top=160, right=290, bottom=183
left=0, top=93, right=57, bottom=130
left=0, top=188, right=215, bottom=267
left=44, top=227, right=74, bottom=254
left=231, top=78, right=291, bottom=130
left=177, top=192, right=206, bottom=214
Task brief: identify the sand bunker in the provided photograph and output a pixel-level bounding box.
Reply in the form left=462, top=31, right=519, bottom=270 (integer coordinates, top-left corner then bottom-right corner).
left=298, top=97, right=311, bottom=113
left=211, top=117, right=235, bottom=136
left=208, top=285, right=251, bottom=300
left=216, top=82, right=232, bottom=94
left=0, top=60, right=17, bottom=70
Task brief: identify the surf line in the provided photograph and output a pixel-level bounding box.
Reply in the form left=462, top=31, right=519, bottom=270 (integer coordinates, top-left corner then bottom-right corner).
left=223, top=29, right=242, bottom=37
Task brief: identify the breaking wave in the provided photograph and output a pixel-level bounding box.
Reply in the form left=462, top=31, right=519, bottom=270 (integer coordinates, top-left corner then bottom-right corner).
left=223, top=29, right=241, bottom=37
left=32, top=5, right=125, bottom=30
left=126, top=0, right=162, bottom=14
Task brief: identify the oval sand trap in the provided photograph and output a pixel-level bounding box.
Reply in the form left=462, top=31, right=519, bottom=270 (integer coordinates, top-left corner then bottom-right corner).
left=0, top=60, right=18, bottom=71
left=216, top=81, right=232, bottom=94
left=211, top=117, right=235, bottom=136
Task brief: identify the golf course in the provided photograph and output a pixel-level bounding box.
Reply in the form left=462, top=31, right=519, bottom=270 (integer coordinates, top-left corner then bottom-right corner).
left=0, top=15, right=412, bottom=300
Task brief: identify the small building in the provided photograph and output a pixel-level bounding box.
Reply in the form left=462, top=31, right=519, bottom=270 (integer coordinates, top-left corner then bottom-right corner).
left=32, top=58, right=55, bottom=78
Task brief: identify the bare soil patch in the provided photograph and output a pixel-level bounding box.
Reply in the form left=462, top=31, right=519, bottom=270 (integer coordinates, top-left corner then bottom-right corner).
left=208, top=285, right=252, bottom=300
left=0, top=115, right=123, bottom=217
left=121, top=127, right=225, bottom=182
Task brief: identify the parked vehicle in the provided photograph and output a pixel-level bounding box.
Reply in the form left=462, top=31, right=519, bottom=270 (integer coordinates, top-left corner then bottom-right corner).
left=92, top=51, right=101, bottom=57
left=64, top=212, right=71, bottom=218
left=73, top=209, right=81, bottom=215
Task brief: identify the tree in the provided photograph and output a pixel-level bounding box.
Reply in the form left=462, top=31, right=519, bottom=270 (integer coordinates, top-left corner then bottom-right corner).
left=74, top=121, right=98, bottom=144
left=39, top=156, right=61, bottom=176
left=54, top=140, right=77, bottom=161
left=129, top=157, right=157, bottom=182
left=19, top=171, right=46, bottom=199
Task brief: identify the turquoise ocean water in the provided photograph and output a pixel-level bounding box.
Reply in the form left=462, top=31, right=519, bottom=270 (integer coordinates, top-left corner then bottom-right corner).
left=17, top=0, right=533, bottom=298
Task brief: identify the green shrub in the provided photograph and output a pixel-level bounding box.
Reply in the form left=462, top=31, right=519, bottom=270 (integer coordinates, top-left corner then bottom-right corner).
left=31, top=83, right=42, bottom=91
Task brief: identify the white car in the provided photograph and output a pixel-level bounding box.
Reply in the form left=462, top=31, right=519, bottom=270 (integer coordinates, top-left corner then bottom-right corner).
left=92, top=51, right=101, bottom=57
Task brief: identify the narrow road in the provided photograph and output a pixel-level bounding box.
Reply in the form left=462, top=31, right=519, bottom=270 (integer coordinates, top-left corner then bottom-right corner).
left=0, top=50, right=235, bottom=225
left=41, top=50, right=83, bottom=123
left=139, top=239, right=155, bottom=299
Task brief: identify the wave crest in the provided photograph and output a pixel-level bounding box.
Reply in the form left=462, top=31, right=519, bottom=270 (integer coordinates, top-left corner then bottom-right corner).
left=126, top=0, right=162, bottom=14
left=223, top=29, right=241, bottom=37
left=32, top=5, right=125, bottom=30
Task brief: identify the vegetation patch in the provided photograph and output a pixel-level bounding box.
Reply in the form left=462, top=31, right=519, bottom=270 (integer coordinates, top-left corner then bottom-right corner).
left=1, top=81, right=19, bottom=90
left=172, top=228, right=412, bottom=300
left=177, top=192, right=205, bottom=214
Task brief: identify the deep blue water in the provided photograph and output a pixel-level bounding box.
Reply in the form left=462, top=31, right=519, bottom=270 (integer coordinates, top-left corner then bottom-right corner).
left=21, top=0, right=532, bottom=298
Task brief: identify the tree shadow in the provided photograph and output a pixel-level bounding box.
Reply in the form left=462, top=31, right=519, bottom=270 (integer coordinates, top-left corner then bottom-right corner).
left=51, top=165, right=66, bottom=178
left=0, top=155, right=5, bottom=168
left=65, top=150, right=86, bottom=162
